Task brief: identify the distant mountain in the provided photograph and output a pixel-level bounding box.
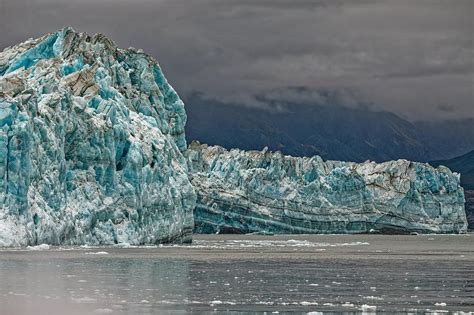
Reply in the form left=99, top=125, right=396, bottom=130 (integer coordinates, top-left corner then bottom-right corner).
left=431, top=150, right=474, bottom=190
left=417, top=119, right=474, bottom=161
left=185, top=96, right=474, bottom=163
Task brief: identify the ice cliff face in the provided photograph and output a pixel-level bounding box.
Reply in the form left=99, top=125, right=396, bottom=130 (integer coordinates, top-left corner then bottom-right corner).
left=188, top=142, right=467, bottom=234
left=0, top=28, right=196, bottom=246
left=0, top=28, right=468, bottom=247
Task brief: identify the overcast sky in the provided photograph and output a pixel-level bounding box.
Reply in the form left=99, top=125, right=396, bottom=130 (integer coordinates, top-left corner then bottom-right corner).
left=1, top=0, right=473, bottom=121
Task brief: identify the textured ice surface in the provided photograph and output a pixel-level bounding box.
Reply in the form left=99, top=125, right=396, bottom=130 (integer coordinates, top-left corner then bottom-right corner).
left=0, top=28, right=468, bottom=247
left=0, top=28, right=195, bottom=246
left=188, top=142, right=467, bottom=234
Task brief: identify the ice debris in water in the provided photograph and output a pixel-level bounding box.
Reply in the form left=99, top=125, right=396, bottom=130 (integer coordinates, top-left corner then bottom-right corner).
left=361, top=304, right=377, bottom=311
left=187, top=142, right=467, bottom=234
left=26, top=243, right=50, bottom=250
left=0, top=28, right=195, bottom=247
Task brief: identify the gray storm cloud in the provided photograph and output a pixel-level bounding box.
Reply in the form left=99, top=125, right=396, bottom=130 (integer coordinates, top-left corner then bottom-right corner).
left=1, top=0, right=472, bottom=121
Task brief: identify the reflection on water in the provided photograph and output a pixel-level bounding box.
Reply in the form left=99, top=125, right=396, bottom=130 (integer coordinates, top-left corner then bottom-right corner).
left=0, top=257, right=190, bottom=314
left=0, top=234, right=473, bottom=314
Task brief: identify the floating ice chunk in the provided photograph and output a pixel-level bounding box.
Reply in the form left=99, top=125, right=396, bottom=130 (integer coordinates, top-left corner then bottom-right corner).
left=361, top=304, right=377, bottom=310
left=27, top=244, right=50, bottom=250
left=115, top=243, right=132, bottom=248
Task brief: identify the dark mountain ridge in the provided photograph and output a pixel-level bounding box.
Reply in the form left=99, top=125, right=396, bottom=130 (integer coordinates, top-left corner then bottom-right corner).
left=185, top=97, right=474, bottom=163
left=431, top=150, right=474, bottom=190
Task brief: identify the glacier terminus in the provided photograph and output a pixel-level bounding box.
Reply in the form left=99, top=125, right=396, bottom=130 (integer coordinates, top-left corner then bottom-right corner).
left=0, top=29, right=468, bottom=247
left=188, top=142, right=467, bottom=234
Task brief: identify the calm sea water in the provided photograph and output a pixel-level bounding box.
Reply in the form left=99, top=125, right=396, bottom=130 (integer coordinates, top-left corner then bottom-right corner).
left=0, top=234, right=473, bottom=314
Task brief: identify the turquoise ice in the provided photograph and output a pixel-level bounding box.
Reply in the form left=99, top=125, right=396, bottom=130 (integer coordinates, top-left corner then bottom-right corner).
left=188, top=142, right=467, bottom=234
left=0, top=28, right=195, bottom=246
left=0, top=29, right=468, bottom=247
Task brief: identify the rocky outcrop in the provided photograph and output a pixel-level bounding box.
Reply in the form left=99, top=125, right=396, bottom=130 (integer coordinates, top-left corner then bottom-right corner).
left=188, top=142, right=467, bottom=234
left=0, top=28, right=196, bottom=246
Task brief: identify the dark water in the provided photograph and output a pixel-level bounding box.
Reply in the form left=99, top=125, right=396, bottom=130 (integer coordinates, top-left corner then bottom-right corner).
left=0, top=234, right=473, bottom=314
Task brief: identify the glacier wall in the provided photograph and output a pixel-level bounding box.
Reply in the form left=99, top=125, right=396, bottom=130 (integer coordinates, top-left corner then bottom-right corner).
left=188, top=142, right=467, bottom=234
left=0, top=28, right=196, bottom=246
left=0, top=28, right=468, bottom=247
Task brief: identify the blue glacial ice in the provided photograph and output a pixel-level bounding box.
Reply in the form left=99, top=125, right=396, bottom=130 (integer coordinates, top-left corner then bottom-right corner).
left=187, top=142, right=467, bottom=234
left=0, top=28, right=468, bottom=247
left=0, top=28, right=195, bottom=246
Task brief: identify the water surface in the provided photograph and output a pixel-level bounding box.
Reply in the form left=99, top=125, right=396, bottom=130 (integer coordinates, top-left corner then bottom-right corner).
left=0, top=234, right=473, bottom=314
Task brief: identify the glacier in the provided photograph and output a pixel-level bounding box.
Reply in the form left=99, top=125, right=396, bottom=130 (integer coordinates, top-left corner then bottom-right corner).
left=0, top=28, right=196, bottom=246
left=188, top=142, right=467, bottom=234
left=0, top=29, right=468, bottom=247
